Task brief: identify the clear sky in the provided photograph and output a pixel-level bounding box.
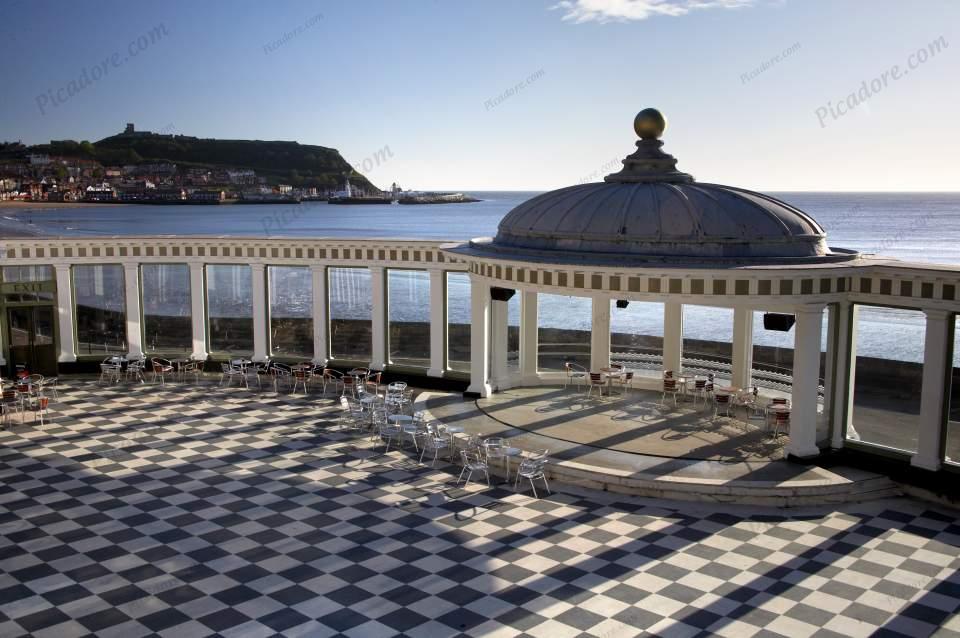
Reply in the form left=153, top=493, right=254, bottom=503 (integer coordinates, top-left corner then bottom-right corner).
left=1, top=0, right=957, bottom=191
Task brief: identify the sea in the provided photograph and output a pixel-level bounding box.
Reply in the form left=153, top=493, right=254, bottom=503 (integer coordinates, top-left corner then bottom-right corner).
left=3, top=191, right=959, bottom=363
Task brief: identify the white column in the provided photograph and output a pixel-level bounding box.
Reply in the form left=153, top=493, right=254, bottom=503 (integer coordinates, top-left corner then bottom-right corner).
left=427, top=268, right=445, bottom=377
left=731, top=306, right=754, bottom=389
left=251, top=263, right=268, bottom=362
left=467, top=275, right=491, bottom=396
left=491, top=298, right=510, bottom=390
left=590, top=295, right=611, bottom=371
left=787, top=304, right=825, bottom=459
left=820, top=304, right=837, bottom=443
left=520, top=290, right=538, bottom=384
left=189, top=263, right=207, bottom=360
left=832, top=303, right=858, bottom=448
left=123, top=263, right=143, bottom=358
left=54, top=264, right=76, bottom=362
left=311, top=265, right=328, bottom=364
left=912, top=309, right=951, bottom=471
left=663, top=302, right=683, bottom=374
left=369, top=266, right=387, bottom=370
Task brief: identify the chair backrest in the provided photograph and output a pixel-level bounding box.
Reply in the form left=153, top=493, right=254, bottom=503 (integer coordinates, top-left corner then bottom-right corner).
left=610, top=363, right=624, bottom=370
left=221, top=362, right=232, bottom=373
left=716, top=393, right=730, bottom=404
left=774, top=409, right=790, bottom=422
left=663, top=378, right=677, bottom=391
left=388, top=381, right=407, bottom=391
left=2, top=389, right=17, bottom=401
left=694, top=379, right=706, bottom=389
left=369, top=372, right=381, bottom=383
left=705, top=382, right=714, bottom=392
left=664, top=370, right=674, bottom=378
left=589, top=372, right=603, bottom=383
left=343, top=375, right=355, bottom=386
left=624, top=372, right=634, bottom=381
left=772, top=397, right=788, bottom=405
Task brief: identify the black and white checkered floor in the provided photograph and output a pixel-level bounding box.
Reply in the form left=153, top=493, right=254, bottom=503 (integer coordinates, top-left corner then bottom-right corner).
left=1, top=380, right=959, bottom=638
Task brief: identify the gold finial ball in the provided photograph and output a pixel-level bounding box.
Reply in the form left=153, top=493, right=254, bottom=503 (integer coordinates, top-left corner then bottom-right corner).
left=634, top=108, right=667, bottom=140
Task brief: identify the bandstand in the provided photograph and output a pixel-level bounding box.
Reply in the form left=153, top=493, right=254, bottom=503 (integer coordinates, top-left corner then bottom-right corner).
left=1, top=109, right=959, bottom=476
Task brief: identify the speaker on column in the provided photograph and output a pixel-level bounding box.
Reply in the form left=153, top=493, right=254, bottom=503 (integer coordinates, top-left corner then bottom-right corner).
left=491, top=287, right=516, bottom=302
left=763, top=313, right=796, bottom=332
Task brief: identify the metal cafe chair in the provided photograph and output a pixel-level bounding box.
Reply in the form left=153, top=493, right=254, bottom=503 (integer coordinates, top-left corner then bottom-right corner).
left=585, top=372, right=606, bottom=399
left=563, top=362, right=587, bottom=390
left=219, top=362, right=248, bottom=388
left=713, top=392, right=732, bottom=417
left=291, top=366, right=310, bottom=395
left=660, top=378, right=679, bottom=407
left=457, top=449, right=490, bottom=488
left=514, top=450, right=551, bottom=498
left=150, top=357, right=174, bottom=385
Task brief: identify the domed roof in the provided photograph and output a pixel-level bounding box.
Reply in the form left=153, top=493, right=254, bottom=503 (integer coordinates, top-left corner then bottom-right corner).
left=454, top=108, right=856, bottom=265
left=494, top=181, right=829, bottom=260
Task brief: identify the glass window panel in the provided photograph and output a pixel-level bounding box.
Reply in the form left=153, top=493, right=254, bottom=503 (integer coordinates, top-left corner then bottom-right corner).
left=947, top=317, right=960, bottom=466
left=329, top=267, right=371, bottom=360
left=611, top=300, right=664, bottom=377
left=269, top=266, right=313, bottom=358
left=3, top=265, right=53, bottom=282
left=848, top=305, right=924, bottom=453
left=73, top=264, right=126, bottom=355
left=389, top=270, right=429, bottom=367
left=142, top=264, right=192, bottom=353
left=447, top=273, right=471, bottom=373
left=538, top=294, right=590, bottom=371
left=682, top=305, right=733, bottom=381
left=507, top=293, right=520, bottom=373
left=206, top=265, right=253, bottom=355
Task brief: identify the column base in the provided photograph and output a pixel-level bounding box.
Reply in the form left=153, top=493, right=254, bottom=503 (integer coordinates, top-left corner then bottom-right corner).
left=128, top=350, right=144, bottom=360
left=369, top=360, right=387, bottom=371
left=785, top=444, right=822, bottom=461
left=465, top=382, right=491, bottom=398
left=910, top=455, right=941, bottom=472
left=491, top=376, right=512, bottom=392
left=427, top=367, right=445, bottom=378
left=57, top=354, right=78, bottom=363
left=192, top=351, right=209, bottom=362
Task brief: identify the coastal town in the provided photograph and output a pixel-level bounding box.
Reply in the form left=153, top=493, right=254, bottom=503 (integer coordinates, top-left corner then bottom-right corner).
left=0, top=123, right=477, bottom=205
left=0, top=124, right=356, bottom=204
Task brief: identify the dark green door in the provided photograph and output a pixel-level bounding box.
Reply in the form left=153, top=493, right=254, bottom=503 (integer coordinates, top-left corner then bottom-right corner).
left=8, top=306, right=57, bottom=377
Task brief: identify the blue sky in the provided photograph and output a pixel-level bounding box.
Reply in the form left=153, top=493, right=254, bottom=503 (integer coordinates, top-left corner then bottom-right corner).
left=1, top=0, right=957, bottom=191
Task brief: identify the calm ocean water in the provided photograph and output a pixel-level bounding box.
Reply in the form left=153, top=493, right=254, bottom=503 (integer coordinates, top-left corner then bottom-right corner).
left=4, top=191, right=959, bottom=362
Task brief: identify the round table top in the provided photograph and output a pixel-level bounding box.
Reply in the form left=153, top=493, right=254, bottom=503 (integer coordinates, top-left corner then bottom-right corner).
left=445, top=425, right=464, bottom=434
left=360, top=395, right=380, bottom=404
left=388, top=414, right=413, bottom=424
left=717, top=386, right=741, bottom=393
left=232, top=359, right=252, bottom=365
left=767, top=404, right=791, bottom=412
left=504, top=447, right=522, bottom=457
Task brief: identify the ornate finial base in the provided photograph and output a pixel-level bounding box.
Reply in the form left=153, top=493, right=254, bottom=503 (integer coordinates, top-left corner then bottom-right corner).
left=604, top=139, right=694, bottom=184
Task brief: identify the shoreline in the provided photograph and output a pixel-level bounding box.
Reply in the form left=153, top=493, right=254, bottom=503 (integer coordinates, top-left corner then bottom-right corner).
left=0, top=201, right=133, bottom=210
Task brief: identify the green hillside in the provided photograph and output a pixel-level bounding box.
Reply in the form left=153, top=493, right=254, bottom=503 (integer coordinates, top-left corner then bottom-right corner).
left=7, top=132, right=377, bottom=191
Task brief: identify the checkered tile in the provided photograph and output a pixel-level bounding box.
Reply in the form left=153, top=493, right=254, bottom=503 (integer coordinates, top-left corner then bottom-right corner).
left=1, top=380, right=959, bottom=637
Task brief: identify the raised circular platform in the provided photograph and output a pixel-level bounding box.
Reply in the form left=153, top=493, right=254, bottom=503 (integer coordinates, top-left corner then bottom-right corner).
left=418, top=387, right=899, bottom=507
left=476, top=386, right=785, bottom=463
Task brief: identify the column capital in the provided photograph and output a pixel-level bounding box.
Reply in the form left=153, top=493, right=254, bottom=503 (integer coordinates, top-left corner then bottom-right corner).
left=250, top=263, right=266, bottom=273
left=923, top=308, right=952, bottom=322
left=54, top=263, right=71, bottom=273
left=368, top=265, right=385, bottom=274
left=310, top=263, right=326, bottom=273
left=794, top=303, right=827, bottom=315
